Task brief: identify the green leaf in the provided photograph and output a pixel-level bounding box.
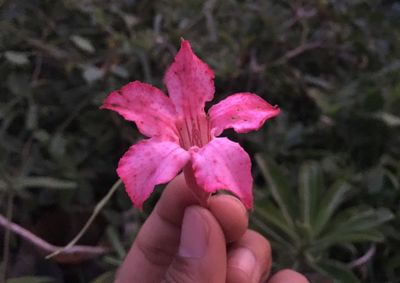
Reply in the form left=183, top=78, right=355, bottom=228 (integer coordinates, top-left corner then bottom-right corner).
left=373, top=112, right=400, bottom=127
left=334, top=208, right=394, bottom=232
left=311, top=260, right=360, bottom=283
left=298, top=161, right=322, bottom=232
left=6, top=73, right=31, bottom=97
left=313, top=208, right=393, bottom=249
left=307, top=87, right=335, bottom=113
left=90, top=271, right=115, bottom=283
left=49, top=133, right=66, bottom=157
left=82, top=66, right=105, bottom=83
left=385, top=169, right=399, bottom=190
left=314, top=230, right=384, bottom=249
left=251, top=216, right=296, bottom=250
left=106, top=225, right=126, bottom=259
left=313, top=181, right=351, bottom=236
left=254, top=202, right=299, bottom=242
left=111, top=65, right=129, bottom=79
left=70, top=35, right=95, bottom=53
left=315, top=208, right=393, bottom=248
left=365, top=166, right=384, bottom=194
left=103, top=255, right=123, bottom=267
left=4, top=51, right=29, bottom=65
left=6, top=276, right=55, bottom=283
left=16, top=176, right=77, bottom=190
left=255, top=154, right=296, bottom=228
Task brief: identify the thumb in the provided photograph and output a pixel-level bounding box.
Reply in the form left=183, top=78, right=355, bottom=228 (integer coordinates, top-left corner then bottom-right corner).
left=163, top=206, right=227, bottom=283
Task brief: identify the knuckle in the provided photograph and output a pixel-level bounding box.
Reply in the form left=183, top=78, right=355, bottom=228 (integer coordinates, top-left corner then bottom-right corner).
left=226, top=266, right=252, bottom=283
left=135, top=235, right=176, bottom=267
left=163, top=258, right=197, bottom=283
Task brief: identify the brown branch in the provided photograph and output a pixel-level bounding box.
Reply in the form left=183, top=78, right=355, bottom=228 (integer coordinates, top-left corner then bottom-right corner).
left=283, top=7, right=317, bottom=29
left=271, top=42, right=322, bottom=67
left=203, top=0, right=218, bottom=42
left=1, top=191, right=14, bottom=282
left=0, top=213, right=110, bottom=264
left=348, top=245, right=376, bottom=269
left=25, top=38, right=69, bottom=60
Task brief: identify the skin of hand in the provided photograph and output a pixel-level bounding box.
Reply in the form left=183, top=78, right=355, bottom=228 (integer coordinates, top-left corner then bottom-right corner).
left=115, top=175, right=309, bottom=283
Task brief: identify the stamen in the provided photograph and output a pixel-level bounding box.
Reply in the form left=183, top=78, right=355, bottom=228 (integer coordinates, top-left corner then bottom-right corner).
left=183, top=118, right=192, bottom=146
left=191, top=126, right=202, bottom=147
left=176, top=114, right=211, bottom=150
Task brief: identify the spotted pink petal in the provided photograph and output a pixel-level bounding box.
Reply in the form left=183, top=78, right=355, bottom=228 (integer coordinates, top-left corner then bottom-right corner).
left=164, top=40, right=215, bottom=119
left=101, top=81, right=178, bottom=140
left=208, top=93, right=280, bottom=136
left=190, top=137, right=253, bottom=208
left=117, top=138, right=190, bottom=209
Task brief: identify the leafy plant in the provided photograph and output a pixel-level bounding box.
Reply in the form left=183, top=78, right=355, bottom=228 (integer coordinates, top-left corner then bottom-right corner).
left=1, top=0, right=400, bottom=281
left=253, top=156, right=394, bottom=282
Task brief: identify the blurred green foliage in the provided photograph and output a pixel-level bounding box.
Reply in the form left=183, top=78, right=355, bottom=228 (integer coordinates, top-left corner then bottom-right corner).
left=254, top=157, right=394, bottom=282
left=1, top=0, right=399, bottom=282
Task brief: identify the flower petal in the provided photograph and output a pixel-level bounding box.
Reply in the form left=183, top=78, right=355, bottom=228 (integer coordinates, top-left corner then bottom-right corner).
left=117, top=139, right=190, bottom=209
left=101, top=81, right=178, bottom=140
left=208, top=93, right=280, bottom=136
left=190, top=137, right=253, bottom=208
left=164, top=40, right=215, bottom=118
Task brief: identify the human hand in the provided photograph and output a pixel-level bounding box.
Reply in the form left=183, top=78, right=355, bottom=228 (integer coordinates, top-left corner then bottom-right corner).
left=115, top=175, right=308, bottom=283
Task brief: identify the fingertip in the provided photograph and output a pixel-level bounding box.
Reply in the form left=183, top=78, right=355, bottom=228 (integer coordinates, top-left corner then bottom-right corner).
left=268, top=269, right=309, bottom=283
left=227, top=230, right=272, bottom=283
left=226, top=248, right=255, bottom=283
left=209, top=194, right=248, bottom=242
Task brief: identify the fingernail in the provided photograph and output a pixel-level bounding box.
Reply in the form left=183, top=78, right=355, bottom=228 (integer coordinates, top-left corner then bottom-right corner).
left=178, top=207, right=208, bottom=258
left=228, top=248, right=256, bottom=277
left=213, top=194, right=248, bottom=216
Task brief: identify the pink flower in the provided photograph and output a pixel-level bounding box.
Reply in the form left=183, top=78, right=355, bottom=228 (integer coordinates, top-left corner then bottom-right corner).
left=102, top=40, right=280, bottom=209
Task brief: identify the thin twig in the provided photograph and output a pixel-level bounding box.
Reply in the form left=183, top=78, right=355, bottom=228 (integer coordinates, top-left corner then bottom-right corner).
left=270, top=42, right=322, bottom=67
left=31, top=55, right=43, bottom=85
left=283, top=7, right=317, bottom=29
left=1, top=190, right=14, bottom=282
left=25, top=38, right=68, bottom=60
left=348, top=245, right=376, bottom=268
left=46, top=179, right=122, bottom=259
left=203, top=0, right=218, bottom=42
left=0, top=213, right=109, bottom=264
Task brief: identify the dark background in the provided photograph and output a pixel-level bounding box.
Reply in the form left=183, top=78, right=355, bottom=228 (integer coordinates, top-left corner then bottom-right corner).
left=1, top=1, right=399, bottom=282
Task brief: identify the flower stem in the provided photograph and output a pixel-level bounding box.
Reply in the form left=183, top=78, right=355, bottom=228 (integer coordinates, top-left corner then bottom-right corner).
left=183, top=163, right=210, bottom=207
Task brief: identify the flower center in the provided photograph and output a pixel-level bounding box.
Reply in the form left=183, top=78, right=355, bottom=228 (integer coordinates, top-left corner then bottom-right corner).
left=176, top=114, right=211, bottom=150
